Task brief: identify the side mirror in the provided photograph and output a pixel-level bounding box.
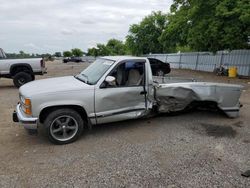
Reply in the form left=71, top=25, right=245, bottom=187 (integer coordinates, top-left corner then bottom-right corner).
left=105, top=76, right=116, bottom=84
left=100, top=76, right=116, bottom=88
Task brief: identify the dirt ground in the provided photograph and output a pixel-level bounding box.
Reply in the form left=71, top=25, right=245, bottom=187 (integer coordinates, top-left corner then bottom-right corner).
left=0, top=60, right=249, bottom=187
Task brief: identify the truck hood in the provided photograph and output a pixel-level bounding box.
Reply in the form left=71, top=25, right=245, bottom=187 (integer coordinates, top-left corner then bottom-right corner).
left=19, top=76, right=91, bottom=97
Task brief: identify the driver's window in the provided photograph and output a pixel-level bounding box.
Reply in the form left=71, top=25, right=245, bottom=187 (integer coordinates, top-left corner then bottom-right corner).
left=108, top=61, right=145, bottom=87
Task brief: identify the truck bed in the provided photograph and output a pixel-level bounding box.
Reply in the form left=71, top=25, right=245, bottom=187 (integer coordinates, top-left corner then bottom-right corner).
left=153, top=76, right=243, bottom=118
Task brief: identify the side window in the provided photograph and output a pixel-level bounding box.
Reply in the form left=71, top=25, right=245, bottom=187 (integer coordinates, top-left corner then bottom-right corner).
left=109, top=61, right=145, bottom=87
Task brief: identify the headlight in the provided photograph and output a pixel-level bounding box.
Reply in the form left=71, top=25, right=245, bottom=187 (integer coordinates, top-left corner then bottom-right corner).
left=20, top=95, right=32, bottom=115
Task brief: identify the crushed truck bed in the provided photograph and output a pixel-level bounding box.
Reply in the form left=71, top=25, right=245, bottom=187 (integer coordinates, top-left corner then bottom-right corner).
left=153, top=76, right=243, bottom=118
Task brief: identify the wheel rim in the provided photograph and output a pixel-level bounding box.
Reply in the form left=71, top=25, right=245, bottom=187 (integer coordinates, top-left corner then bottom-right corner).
left=18, top=78, right=26, bottom=85
left=50, top=115, right=79, bottom=142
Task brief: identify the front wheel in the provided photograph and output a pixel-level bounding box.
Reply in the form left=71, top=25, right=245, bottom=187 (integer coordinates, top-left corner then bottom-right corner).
left=13, top=72, right=33, bottom=88
left=44, top=108, right=84, bottom=144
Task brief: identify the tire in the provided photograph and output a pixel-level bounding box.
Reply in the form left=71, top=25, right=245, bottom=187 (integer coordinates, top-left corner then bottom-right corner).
left=165, top=67, right=171, bottom=74
left=44, top=108, right=84, bottom=144
left=31, top=75, right=35, bottom=81
left=13, top=72, right=33, bottom=88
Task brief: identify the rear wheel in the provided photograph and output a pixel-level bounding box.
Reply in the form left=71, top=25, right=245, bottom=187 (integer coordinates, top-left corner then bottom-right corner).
left=31, top=75, right=35, bottom=81
left=44, top=108, right=84, bottom=144
left=13, top=72, right=33, bottom=88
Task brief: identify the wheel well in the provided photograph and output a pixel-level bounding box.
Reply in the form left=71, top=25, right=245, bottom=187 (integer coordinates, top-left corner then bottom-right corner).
left=188, top=100, right=218, bottom=109
left=10, top=64, right=33, bottom=76
left=39, top=105, right=88, bottom=124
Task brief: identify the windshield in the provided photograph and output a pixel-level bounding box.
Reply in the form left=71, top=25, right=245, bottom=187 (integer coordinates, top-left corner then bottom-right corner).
left=76, top=58, right=115, bottom=85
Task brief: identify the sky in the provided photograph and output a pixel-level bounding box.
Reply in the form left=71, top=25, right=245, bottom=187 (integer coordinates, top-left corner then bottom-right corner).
left=0, top=0, right=172, bottom=54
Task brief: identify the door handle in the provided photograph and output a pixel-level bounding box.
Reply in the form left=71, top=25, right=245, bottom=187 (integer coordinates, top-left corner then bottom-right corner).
left=140, top=91, right=147, bottom=95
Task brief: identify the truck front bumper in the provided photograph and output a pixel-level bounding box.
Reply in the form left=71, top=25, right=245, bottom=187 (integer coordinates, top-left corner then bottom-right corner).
left=13, top=104, right=38, bottom=130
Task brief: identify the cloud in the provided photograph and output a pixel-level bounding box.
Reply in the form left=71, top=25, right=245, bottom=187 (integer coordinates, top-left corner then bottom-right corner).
left=24, top=43, right=39, bottom=48
left=61, top=29, right=74, bottom=36
left=0, top=0, right=172, bottom=53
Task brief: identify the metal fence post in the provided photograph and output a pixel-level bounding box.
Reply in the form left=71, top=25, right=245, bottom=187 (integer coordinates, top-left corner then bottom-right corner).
left=219, top=52, right=224, bottom=67
left=248, top=60, right=250, bottom=76
left=195, top=53, right=199, bottom=70
left=179, top=53, right=182, bottom=69
left=165, top=54, right=168, bottom=63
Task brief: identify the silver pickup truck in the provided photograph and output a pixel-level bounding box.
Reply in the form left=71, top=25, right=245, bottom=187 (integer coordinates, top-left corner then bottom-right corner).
left=13, top=56, right=243, bottom=144
left=0, top=48, right=47, bottom=87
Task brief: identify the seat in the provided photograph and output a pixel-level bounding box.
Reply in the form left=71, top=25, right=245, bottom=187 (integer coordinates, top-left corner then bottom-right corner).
left=126, top=69, right=142, bottom=86
left=116, top=65, right=124, bottom=86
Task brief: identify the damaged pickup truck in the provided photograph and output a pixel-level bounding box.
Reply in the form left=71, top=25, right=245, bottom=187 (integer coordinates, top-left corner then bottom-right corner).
left=13, top=56, right=243, bottom=144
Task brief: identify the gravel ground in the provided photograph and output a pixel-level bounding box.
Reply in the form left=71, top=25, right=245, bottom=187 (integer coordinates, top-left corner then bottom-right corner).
left=0, top=60, right=249, bottom=187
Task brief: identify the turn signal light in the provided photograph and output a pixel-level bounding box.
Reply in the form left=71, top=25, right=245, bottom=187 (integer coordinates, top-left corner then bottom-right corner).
left=25, top=99, right=31, bottom=106
left=25, top=107, right=32, bottom=115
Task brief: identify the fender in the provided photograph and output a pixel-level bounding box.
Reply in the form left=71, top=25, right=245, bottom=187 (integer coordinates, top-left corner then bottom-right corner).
left=10, top=63, right=33, bottom=75
left=39, top=104, right=93, bottom=129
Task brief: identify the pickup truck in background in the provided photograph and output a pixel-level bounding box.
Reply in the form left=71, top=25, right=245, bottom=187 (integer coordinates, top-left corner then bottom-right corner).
left=0, top=48, right=47, bottom=88
left=13, top=56, right=243, bottom=144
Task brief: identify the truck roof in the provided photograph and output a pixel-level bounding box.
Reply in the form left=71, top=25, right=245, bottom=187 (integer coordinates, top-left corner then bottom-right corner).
left=101, top=56, right=147, bottom=62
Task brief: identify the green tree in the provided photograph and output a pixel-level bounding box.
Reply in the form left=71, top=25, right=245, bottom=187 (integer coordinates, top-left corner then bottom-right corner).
left=159, top=2, right=190, bottom=52
left=126, top=11, right=168, bottom=55
left=54, top=52, right=62, bottom=57
left=212, top=0, right=250, bottom=50
left=161, top=0, right=250, bottom=52
left=87, top=39, right=127, bottom=56
left=18, top=50, right=31, bottom=58
left=106, top=39, right=126, bottom=55
left=19, top=51, right=25, bottom=57
left=96, top=44, right=110, bottom=56
left=71, top=48, right=84, bottom=57
left=87, top=47, right=99, bottom=57
left=63, top=51, right=72, bottom=57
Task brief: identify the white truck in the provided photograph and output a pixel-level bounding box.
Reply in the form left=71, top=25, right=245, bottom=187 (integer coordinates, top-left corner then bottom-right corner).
left=0, top=48, right=47, bottom=87
left=13, top=56, right=243, bottom=144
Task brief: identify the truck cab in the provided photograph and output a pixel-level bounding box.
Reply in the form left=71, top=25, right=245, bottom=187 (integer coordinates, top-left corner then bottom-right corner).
left=89, top=57, right=153, bottom=124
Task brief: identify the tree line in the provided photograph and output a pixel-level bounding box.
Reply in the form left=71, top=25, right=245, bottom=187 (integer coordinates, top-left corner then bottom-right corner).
left=5, top=51, right=51, bottom=59
left=5, top=48, right=86, bottom=59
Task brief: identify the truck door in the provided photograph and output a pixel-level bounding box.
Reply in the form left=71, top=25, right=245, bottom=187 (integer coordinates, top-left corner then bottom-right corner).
left=94, top=60, right=147, bottom=124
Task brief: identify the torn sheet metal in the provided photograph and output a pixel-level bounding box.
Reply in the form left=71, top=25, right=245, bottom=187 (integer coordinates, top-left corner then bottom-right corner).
left=155, top=82, right=243, bottom=117
left=156, top=86, right=200, bottom=112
